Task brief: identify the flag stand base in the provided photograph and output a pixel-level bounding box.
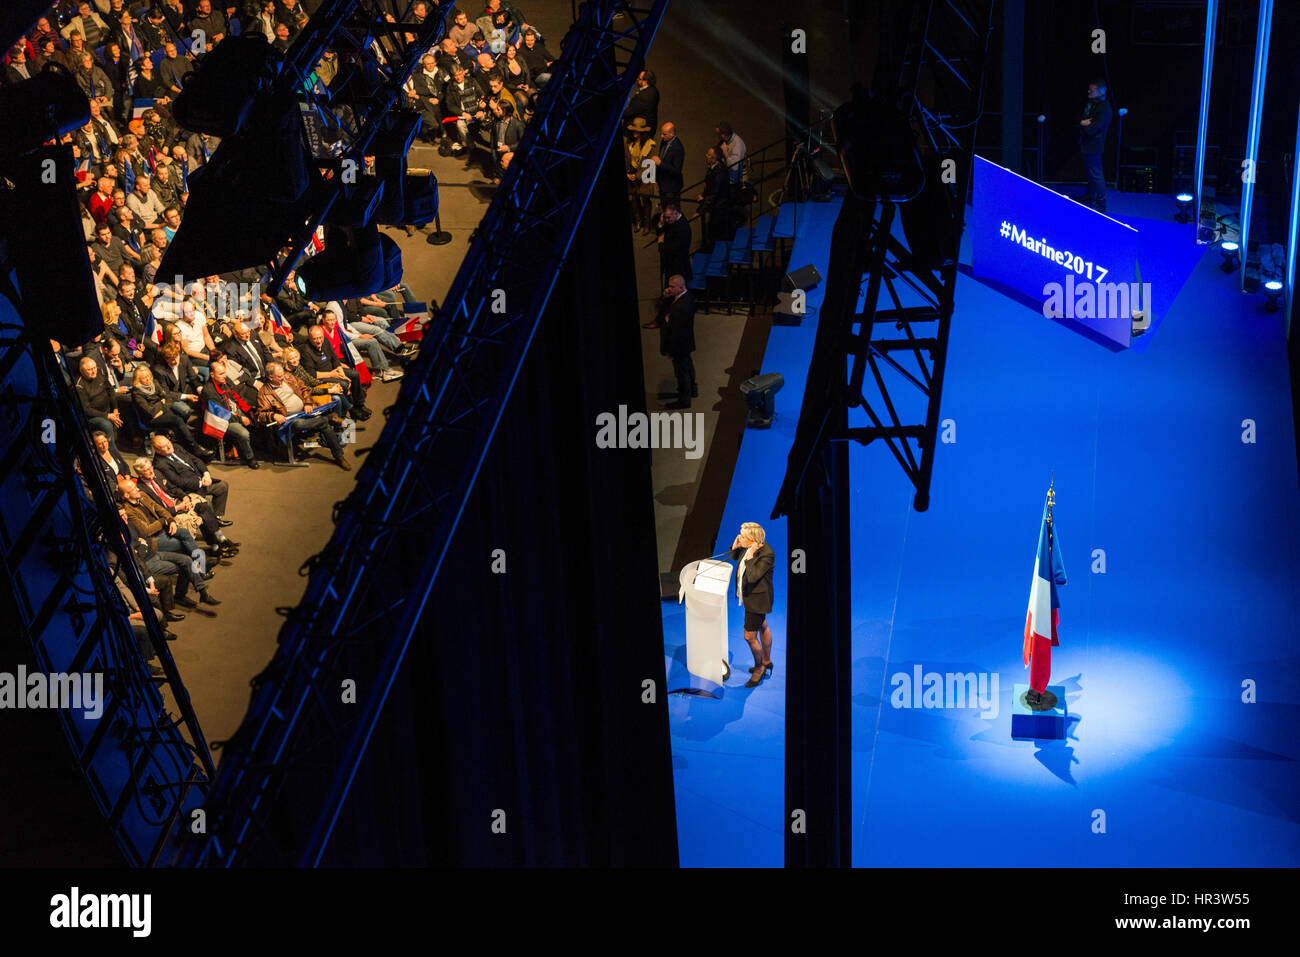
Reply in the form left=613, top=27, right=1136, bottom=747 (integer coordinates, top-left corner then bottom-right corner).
left=1011, top=683, right=1067, bottom=739
left=1024, top=688, right=1058, bottom=711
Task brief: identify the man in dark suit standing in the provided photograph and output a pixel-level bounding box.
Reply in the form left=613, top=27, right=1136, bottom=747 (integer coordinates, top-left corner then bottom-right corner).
left=1078, top=79, right=1112, bottom=212
left=653, top=122, right=684, bottom=207
left=656, top=204, right=692, bottom=288
left=622, top=70, right=659, bottom=132
left=657, top=275, right=696, bottom=410
left=697, top=147, right=732, bottom=249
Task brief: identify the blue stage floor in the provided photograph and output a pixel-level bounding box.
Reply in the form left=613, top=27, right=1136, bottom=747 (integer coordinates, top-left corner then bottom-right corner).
left=662, top=190, right=1300, bottom=867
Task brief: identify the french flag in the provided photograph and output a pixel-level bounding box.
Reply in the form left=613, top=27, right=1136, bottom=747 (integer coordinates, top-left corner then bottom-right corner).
left=391, top=301, right=431, bottom=342
left=1022, top=489, right=1067, bottom=694
left=266, top=300, right=293, bottom=338
left=202, top=400, right=233, bottom=440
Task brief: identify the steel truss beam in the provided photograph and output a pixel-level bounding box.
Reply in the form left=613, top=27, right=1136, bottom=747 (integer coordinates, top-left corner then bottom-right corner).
left=775, top=0, right=993, bottom=517
left=0, top=312, right=211, bottom=866
left=176, top=0, right=670, bottom=868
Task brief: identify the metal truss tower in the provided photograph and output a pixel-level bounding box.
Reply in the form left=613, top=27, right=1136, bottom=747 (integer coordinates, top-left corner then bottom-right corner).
left=177, top=0, right=669, bottom=867
left=772, top=0, right=995, bottom=866
left=0, top=302, right=212, bottom=866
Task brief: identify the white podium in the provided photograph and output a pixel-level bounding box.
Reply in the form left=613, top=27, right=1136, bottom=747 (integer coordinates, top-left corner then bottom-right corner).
left=674, top=558, right=734, bottom=696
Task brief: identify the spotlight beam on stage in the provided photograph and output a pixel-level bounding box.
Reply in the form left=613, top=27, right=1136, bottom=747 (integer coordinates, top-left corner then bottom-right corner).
left=1238, top=0, right=1273, bottom=291
left=1286, top=98, right=1300, bottom=337
left=174, top=0, right=670, bottom=868
left=1192, top=0, right=1218, bottom=244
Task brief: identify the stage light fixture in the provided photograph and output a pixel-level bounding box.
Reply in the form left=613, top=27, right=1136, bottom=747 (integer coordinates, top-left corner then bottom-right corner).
left=0, top=66, right=102, bottom=345
left=739, top=372, right=784, bottom=429
left=171, top=34, right=281, bottom=137
left=1219, top=241, right=1240, bottom=273
left=294, top=223, right=402, bottom=302
left=1263, top=279, right=1283, bottom=312
left=1175, top=192, right=1194, bottom=223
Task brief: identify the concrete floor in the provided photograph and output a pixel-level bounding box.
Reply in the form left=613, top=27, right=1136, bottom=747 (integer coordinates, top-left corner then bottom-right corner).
left=174, top=0, right=850, bottom=752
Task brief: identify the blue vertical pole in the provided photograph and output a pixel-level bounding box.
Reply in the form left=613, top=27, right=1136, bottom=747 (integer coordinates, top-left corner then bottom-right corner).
left=1192, top=0, right=1217, bottom=243
left=1239, top=0, right=1273, bottom=290
left=1287, top=98, right=1300, bottom=336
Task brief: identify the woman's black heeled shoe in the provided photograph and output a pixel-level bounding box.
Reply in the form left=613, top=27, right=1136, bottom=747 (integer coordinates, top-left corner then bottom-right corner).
left=763, top=661, right=773, bottom=677
left=745, top=666, right=765, bottom=688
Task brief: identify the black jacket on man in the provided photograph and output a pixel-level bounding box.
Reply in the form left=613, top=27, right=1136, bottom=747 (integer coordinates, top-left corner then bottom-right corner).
left=153, top=445, right=230, bottom=517
left=77, top=373, right=117, bottom=419
left=221, top=335, right=274, bottom=384
left=657, top=290, right=696, bottom=357
left=152, top=353, right=201, bottom=401
left=729, top=542, right=775, bottom=614
left=1079, top=97, right=1112, bottom=155
left=701, top=161, right=733, bottom=242
left=623, top=84, right=659, bottom=132
left=659, top=215, right=692, bottom=284
left=657, top=134, right=685, bottom=200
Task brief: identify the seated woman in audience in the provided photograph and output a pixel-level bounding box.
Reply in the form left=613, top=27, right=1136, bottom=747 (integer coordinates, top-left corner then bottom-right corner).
left=131, top=365, right=208, bottom=458
left=91, top=429, right=132, bottom=488
left=500, top=42, right=533, bottom=116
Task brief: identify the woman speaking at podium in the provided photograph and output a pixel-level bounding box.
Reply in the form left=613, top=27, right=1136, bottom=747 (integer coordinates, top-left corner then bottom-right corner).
left=730, top=522, right=775, bottom=688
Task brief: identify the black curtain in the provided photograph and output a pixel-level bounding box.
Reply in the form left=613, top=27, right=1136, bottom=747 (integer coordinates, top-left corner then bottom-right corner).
left=329, top=137, right=678, bottom=866
left=784, top=427, right=852, bottom=868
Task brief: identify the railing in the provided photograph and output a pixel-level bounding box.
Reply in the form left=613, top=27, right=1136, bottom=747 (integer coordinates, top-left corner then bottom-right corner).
left=641, top=110, right=837, bottom=251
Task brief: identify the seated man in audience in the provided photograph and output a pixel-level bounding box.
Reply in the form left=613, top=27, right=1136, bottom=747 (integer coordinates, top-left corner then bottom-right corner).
left=119, top=493, right=221, bottom=609
left=118, top=507, right=184, bottom=626
left=153, top=164, right=181, bottom=211
left=131, top=457, right=239, bottom=561
left=410, top=52, right=445, bottom=143
left=110, top=206, right=145, bottom=254
left=114, top=562, right=178, bottom=673
left=201, top=356, right=260, bottom=468
left=152, top=340, right=203, bottom=418
left=441, top=65, right=485, bottom=154
left=300, top=324, right=372, bottom=419
left=151, top=433, right=231, bottom=518
left=126, top=174, right=167, bottom=229
left=447, top=8, right=477, bottom=47
left=88, top=226, right=127, bottom=294
left=76, top=356, right=125, bottom=448
left=256, top=361, right=352, bottom=470
left=115, top=279, right=155, bottom=362
left=88, top=176, right=116, bottom=224
left=161, top=205, right=182, bottom=242
left=119, top=475, right=206, bottom=569
left=274, top=270, right=321, bottom=331
left=322, top=302, right=403, bottom=382
left=221, top=317, right=274, bottom=389
left=176, top=300, right=218, bottom=374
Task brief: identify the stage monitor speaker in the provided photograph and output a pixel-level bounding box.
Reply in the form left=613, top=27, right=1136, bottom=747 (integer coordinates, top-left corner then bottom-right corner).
left=783, top=264, right=821, bottom=292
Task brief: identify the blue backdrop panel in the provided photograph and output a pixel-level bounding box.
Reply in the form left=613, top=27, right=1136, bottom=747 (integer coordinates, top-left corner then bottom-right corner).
left=972, top=155, right=1138, bottom=349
